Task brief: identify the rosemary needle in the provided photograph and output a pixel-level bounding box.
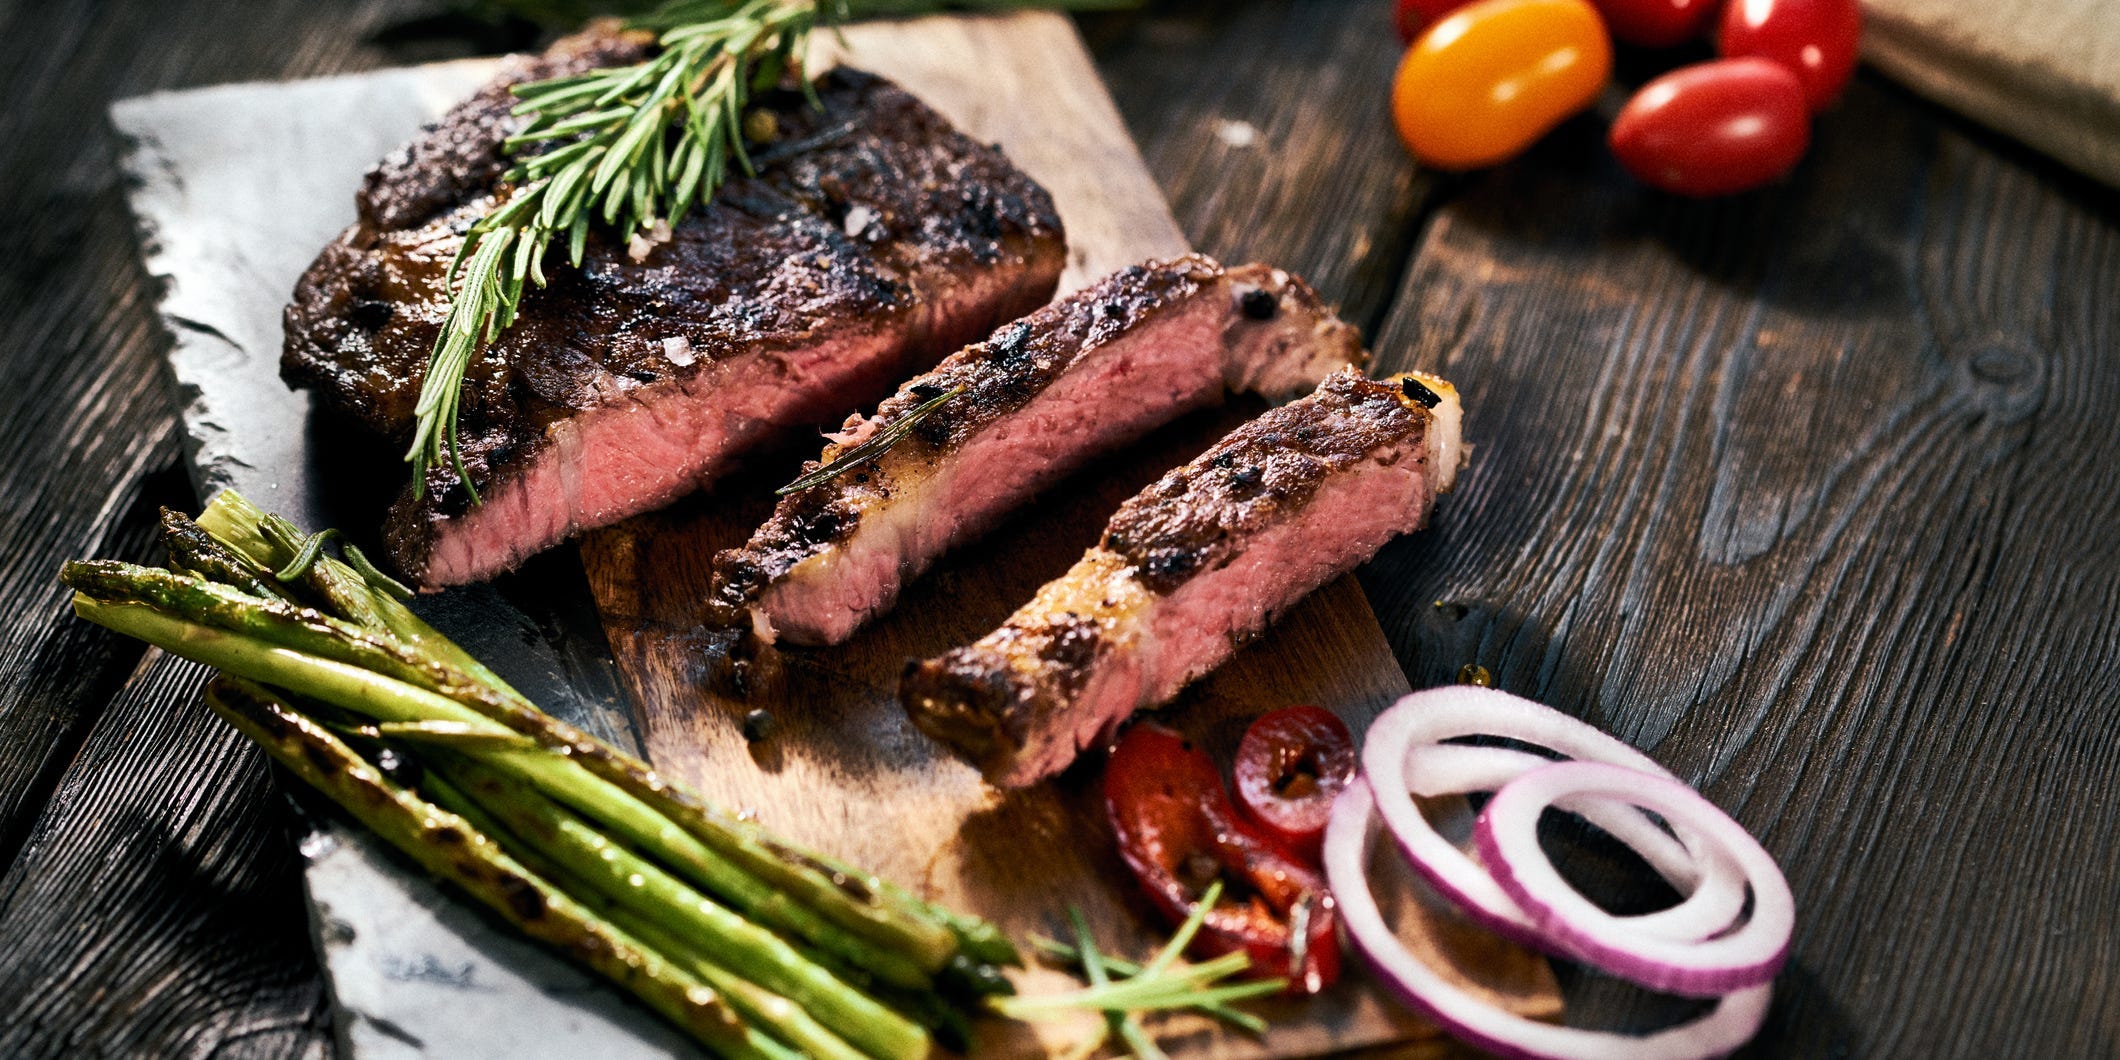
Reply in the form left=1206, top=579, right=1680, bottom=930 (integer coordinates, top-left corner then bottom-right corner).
left=996, top=881, right=1285, bottom=1055
left=776, top=384, right=964, bottom=495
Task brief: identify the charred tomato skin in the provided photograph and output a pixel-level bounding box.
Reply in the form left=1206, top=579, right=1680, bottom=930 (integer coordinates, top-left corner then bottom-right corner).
left=1233, top=706, right=1357, bottom=863
left=1103, top=723, right=1341, bottom=993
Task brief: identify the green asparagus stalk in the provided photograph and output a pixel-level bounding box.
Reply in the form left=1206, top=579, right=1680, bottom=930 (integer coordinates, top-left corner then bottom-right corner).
left=195, top=494, right=504, bottom=688
left=425, top=773, right=869, bottom=1060
left=68, top=495, right=1036, bottom=1053
left=60, top=581, right=932, bottom=991
left=201, top=676, right=795, bottom=1060
left=432, top=757, right=927, bottom=1060
left=158, top=508, right=288, bottom=601
left=191, top=498, right=985, bottom=973
left=613, top=906, right=874, bottom=1060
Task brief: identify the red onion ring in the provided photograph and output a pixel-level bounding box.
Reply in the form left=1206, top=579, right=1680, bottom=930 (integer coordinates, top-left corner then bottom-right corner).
left=1326, top=780, right=1774, bottom=1060
left=1475, top=761, right=1795, bottom=997
left=1363, top=687, right=1746, bottom=947
left=1406, top=743, right=1748, bottom=939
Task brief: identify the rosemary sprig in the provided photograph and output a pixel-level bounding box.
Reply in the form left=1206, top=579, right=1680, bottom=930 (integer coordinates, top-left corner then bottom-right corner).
left=776, top=384, right=964, bottom=495
left=994, top=882, right=1284, bottom=1056
left=409, top=0, right=1138, bottom=501
left=409, top=0, right=819, bottom=499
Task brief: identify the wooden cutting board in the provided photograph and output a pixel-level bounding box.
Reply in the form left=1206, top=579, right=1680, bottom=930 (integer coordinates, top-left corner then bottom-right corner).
left=112, top=11, right=1557, bottom=1058
left=579, top=15, right=1554, bottom=1057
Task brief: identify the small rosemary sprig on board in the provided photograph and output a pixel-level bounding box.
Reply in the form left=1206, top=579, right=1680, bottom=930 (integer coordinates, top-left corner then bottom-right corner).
left=409, top=0, right=1137, bottom=500
left=994, top=882, right=1284, bottom=1058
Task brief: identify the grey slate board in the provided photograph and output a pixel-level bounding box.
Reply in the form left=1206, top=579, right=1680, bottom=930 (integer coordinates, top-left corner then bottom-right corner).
left=113, top=58, right=676, bottom=1057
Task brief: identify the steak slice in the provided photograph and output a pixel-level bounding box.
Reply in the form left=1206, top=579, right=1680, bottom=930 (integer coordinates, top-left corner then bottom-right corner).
left=900, top=368, right=1465, bottom=787
left=709, top=254, right=1364, bottom=647
left=283, top=28, right=1065, bottom=587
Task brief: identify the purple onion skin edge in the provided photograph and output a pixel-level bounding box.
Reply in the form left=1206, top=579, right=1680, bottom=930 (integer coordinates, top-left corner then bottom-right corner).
left=1341, top=850, right=1768, bottom=1060
left=1470, top=805, right=1790, bottom=998
left=1344, top=928, right=1560, bottom=1060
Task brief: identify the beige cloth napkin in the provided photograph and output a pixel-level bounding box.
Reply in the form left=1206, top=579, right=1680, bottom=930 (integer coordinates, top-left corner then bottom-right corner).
left=1865, top=0, right=2120, bottom=187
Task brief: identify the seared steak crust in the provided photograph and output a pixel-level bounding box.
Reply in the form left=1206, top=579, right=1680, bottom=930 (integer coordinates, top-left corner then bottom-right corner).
left=1102, top=373, right=1430, bottom=594
left=360, top=25, right=656, bottom=233
left=283, top=29, right=1065, bottom=586
left=710, top=254, right=1363, bottom=645
left=901, top=369, right=1465, bottom=786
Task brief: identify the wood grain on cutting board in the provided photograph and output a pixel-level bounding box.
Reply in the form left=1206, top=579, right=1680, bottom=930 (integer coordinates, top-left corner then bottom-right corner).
left=580, top=12, right=1556, bottom=1058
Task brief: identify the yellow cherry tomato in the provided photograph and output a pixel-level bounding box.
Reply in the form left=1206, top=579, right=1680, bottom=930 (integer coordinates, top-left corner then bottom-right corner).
left=1392, top=0, right=1614, bottom=170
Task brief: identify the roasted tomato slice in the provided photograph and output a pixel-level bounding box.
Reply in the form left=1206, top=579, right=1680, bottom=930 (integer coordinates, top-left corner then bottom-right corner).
left=1233, top=706, right=1357, bottom=863
left=1104, top=723, right=1340, bottom=993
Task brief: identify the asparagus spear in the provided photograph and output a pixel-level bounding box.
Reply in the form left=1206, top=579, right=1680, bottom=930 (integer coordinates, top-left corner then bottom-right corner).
left=425, top=773, right=870, bottom=1060
left=435, top=758, right=927, bottom=1060
left=66, top=495, right=1032, bottom=1053
left=192, top=497, right=985, bottom=972
left=60, top=577, right=933, bottom=991
left=158, top=507, right=287, bottom=601
left=201, top=676, right=796, bottom=1060
left=195, top=494, right=503, bottom=688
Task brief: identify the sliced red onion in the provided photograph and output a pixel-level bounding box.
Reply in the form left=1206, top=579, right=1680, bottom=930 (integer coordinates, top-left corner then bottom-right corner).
left=1326, top=780, right=1774, bottom=1060
left=1476, top=761, right=1795, bottom=997
left=1406, top=743, right=1748, bottom=941
left=1363, top=687, right=1745, bottom=946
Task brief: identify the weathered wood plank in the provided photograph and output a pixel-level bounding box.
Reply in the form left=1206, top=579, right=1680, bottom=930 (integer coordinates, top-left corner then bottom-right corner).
left=1360, top=75, right=2120, bottom=1057
left=0, top=653, right=331, bottom=1060
left=1082, top=0, right=1438, bottom=333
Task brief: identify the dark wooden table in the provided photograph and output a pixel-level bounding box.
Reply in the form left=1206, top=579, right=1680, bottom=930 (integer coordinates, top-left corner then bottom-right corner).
left=1, top=1, right=2114, bottom=1056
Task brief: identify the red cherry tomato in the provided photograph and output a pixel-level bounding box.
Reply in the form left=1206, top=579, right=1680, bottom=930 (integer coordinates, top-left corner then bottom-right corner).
left=1232, top=706, right=1356, bottom=864
left=1395, top=0, right=1478, bottom=42
left=1717, top=0, right=1862, bottom=110
left=1591, top=0, right=1719, bottom=47
left=1104, top=724, right=1341, bottom=993
left=1392, top=0, right=1615, bottom=170
left=1610, top=57, right=1811, bottom=196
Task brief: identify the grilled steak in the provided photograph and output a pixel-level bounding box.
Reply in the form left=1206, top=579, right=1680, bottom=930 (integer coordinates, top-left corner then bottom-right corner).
left=710, top=254, right=1364, bottom=646
left=283, top=28, right=1066, bottom=587
left=901, top=369, right=1465, bottom=786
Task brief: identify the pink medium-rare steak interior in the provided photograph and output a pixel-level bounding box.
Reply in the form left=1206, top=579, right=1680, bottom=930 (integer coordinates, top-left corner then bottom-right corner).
left=412, top=323, right=906, bottom=587
left=712, top=255, right=1365, bottom=645
left=407, top=263, right=1050, bottom=586
left=900, top=369, right=1465, bottom=786
left=282, top=26, right=1066, bottom=587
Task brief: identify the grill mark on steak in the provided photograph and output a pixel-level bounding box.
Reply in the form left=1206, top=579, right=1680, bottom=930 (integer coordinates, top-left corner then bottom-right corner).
left=360, top=24, right=657, bottom=233
left=899, top=369, right=1466, bottom=786
left=708, top=254, right=1365, bottom=646
left=282, top=27, right=1065, bottom=587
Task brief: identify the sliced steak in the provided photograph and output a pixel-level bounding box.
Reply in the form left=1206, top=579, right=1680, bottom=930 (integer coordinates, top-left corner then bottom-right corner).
left=901, top=369, right=1465, bottom=787
left=710, top=254, right=1363, bottom=646
left=284, top=28, right=1065, bottom=587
